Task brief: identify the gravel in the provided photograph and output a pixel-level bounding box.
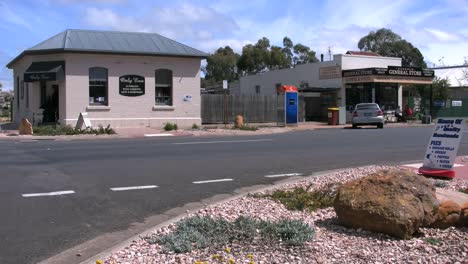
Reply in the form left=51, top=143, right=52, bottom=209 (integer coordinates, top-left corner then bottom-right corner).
left=104, top=166, right=467, bottom=264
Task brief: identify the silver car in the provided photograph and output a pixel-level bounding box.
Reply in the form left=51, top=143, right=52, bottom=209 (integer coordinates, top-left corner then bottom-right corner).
left=352, top=103, right=384, bottom=129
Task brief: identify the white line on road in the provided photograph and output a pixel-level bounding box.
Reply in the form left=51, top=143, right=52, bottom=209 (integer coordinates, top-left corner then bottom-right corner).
left=144, top=133, right=174, bottom=137
left=193, top=178, right=234, bottom=184
left=22, top=190, right=75, bottom=197
left=173, top=139, right=273, bottom=145
left=110, top=185, right=158, bottom=191
left=264, top=173, right=303, bottom=178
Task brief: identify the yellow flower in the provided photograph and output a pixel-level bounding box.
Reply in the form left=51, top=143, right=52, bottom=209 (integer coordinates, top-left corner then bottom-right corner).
left=212, top=254, right=221, bottom=260
left=96, top=260, right=103, bottom=264
left=225, top=247, right=232, bottom=253
left=194, top=261, right=204, bottom=264
left=227, top=258, right=235, bottom=264
left=246, top=254, right=254, bottom=259
left=249, top=262, right=255, bottom=264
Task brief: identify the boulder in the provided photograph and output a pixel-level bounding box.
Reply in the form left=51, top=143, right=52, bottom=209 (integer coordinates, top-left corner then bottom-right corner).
left=334, top=169, right=439, bottom=239
left=431, top=200, right=461, bottom=228
left=19, top=118, right=33, bottom=135
left=460, top=202, right=468, bottom=227
left=234, top=115, right=244, bottom=128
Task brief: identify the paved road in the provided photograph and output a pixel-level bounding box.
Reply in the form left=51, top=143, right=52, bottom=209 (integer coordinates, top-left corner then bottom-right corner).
left=1, top=127, right=467, bottom=264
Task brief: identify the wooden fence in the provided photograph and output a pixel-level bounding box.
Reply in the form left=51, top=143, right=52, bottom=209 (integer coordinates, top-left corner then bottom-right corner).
left=201, top=94, right=282, bottom=124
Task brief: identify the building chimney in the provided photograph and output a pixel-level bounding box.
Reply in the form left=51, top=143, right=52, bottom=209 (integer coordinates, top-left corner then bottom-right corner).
left=320, top=54, right=324, bottom=62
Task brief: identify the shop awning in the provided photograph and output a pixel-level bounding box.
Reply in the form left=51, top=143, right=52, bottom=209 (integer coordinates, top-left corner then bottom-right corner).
left=24, top=61, right=64, bottom=82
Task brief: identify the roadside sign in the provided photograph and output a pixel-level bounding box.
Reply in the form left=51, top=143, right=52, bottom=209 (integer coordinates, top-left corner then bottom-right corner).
left=222, top=80, right=228, bottom=89
left=421, top=118, right=464, bottom=176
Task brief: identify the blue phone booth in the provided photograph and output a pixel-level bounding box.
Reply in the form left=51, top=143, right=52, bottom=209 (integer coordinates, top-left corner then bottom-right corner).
left=278, top=85, right=299, bottom=126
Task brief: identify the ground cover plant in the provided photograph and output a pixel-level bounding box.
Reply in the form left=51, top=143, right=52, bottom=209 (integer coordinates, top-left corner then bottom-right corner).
left=33, top=125, right=116, bottom=136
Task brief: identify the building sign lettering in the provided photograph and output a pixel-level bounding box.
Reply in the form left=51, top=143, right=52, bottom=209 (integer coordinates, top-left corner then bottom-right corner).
left=119, top=75, right=145, bottom=96
left=24, top=72, right=56, bottom=82
left=342, top=66, right=435, bottom=78
left=319, top=66, right=341, bottom=79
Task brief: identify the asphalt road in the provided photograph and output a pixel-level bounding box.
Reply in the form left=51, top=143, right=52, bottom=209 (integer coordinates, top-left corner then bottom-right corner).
left=1, top=126, right=468, bottom=264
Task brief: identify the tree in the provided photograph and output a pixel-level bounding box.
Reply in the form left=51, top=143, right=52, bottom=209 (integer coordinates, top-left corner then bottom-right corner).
left=293, top=43, right=318, bottom=65
left=358, top=28, right=427, bottom=68
left=431, top=77, right=450, bottom=101
left=203, top=46, right=240, bottom=82
left=281, top=37, right=294, bottom=67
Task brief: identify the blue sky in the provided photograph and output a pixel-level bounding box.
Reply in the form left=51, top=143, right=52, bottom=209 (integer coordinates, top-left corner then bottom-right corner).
left=1, top=0, right=468, bottom=90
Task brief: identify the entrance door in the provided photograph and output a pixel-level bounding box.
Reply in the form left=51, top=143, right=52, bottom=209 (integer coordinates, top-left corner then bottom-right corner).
left=42, top=84, right=59, bottom=124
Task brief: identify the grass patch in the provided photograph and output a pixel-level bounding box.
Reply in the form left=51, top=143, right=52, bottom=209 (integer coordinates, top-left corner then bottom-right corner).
left=191, top=123, right=200, bottom=130
left=33, top=125, right=116, bottom=136
left=425, top=237, right=442, bottom=246
left=459, top=187, right=468, bottom=194
left=146, top=215, right=314, bottom=253
left=164, top=122, right=178, bottom=131
left=258, top=183, right=339, bottom=212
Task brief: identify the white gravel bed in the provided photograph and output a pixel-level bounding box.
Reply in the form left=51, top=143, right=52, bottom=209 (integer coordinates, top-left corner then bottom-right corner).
left=104, top=166, right=467, bottom=264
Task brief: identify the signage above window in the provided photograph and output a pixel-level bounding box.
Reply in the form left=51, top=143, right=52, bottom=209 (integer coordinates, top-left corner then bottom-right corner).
left=119, top=75, right=145, bottom=96
left=342, top=66, right=435, bottom=78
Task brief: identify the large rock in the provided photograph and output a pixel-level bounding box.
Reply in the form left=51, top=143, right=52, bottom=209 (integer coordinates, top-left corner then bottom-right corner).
left=431, top=200, right=461, bottom=228
left=334, top=169, right=439, bottom=239
left=19, top=118, right=33, bottom=135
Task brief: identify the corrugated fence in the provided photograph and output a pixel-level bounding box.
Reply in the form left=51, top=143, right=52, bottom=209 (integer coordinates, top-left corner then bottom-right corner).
left=201, top=94, right=283, bottom=124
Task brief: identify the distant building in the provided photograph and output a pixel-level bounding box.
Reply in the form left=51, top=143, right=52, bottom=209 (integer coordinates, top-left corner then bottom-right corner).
left=240, top=51, right=434, bottom=123
left=7, top=29, right=207, bottom=128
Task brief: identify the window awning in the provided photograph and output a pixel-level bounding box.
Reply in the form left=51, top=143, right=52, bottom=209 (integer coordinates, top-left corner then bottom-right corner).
left=24, top=61, right=65, bottom=82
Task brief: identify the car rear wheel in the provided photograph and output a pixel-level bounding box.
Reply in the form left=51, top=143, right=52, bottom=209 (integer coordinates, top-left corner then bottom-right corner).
left=377, top=123, right=384, bottom=129
left=352, top=124, right=358, bottom=129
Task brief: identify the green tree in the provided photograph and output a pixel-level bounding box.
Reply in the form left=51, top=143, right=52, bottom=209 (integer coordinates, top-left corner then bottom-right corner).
left=293, top=43, right=318, bottom=65
left=431, top=77, right=450, bottom=101
left=358, top=28, right=427, bottom=68
left=203, top=46, right=240, bottom=82
left=281, top=37, right=294, bottom=67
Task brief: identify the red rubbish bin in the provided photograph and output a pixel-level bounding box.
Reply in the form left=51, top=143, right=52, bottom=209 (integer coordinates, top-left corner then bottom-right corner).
left=328, top=108, right=339, bottom=125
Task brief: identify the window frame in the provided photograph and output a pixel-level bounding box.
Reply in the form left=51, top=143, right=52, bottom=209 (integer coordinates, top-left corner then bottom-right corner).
left=88, top=67, right=109, bottom=106
left=155, top=69, right=173, bottom=106
left=16, top=76, right=19, bottom=108
left=255, top=85, right=261, bottom=94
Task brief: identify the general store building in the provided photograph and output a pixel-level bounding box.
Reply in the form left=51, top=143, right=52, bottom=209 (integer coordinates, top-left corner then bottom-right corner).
left=7, top=29, right=207, bottom=128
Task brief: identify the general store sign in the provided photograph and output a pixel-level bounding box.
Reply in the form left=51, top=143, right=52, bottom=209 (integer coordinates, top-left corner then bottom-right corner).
left=423, top=118, right=464, bottom=170
left=119, top=75, right=145, bottom=96
left=342, top=67, right=434, bottom=78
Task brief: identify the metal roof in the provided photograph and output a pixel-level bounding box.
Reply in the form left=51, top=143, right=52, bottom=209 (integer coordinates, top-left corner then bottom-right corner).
left=433, top=65, right=468, bottom=87
left=7, top=29, right=208, bottom=67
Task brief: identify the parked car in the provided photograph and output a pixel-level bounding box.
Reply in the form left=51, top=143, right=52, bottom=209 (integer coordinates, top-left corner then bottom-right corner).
left=352, top=103, right=384, bottom=129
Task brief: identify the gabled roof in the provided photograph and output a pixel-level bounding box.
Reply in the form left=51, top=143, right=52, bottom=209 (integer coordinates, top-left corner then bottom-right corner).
left=7, top=29, right=208, bottom=67
left=346, top=51, right=381, bottom=57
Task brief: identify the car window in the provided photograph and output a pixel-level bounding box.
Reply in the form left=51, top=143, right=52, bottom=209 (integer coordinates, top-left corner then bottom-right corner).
left=356, top=104, right=378, bottom=110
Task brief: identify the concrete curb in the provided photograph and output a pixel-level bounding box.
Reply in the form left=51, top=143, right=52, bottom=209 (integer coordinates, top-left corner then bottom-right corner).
left=38, top=168, right=347, bottom=264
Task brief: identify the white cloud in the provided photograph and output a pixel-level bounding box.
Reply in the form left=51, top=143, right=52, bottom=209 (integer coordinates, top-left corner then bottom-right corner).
left=0, top=2, right=31, bottom=29
left=425, top=28, right=461, bottom=42
left=84, top=7, right=148, bottom=32
left=56, top=0, right=127, bottom=4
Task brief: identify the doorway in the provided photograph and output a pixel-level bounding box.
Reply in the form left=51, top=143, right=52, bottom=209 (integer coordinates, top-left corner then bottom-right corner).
left=41, top=84, right=59, bottom=124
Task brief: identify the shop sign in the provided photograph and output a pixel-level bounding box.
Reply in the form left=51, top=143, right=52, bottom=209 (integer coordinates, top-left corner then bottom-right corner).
left=423, top=118, right=464, bottom=170
left=433, top=100, right=445, bottom=107
left=452, top=100, right=462, bottom=107
left=119, top=75, right=145, bottom=96
left=342, top=67, right=435, bottom=78
left=319, top=66, right=341, bottom=79
left=24, top=72, right=56, bottom=82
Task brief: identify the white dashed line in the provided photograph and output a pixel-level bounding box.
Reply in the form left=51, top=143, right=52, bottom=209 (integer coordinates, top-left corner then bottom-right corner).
left=173, top=139, right=273, bottom=145
left=144, top=134, right=174, bottom=137
left=110, top=185, right=158, bottom=191
left=264, top=173, right=303, bottom=178
left=193, top=179, right=234, bottom=184
left=22, top=190, right=75, bottom=197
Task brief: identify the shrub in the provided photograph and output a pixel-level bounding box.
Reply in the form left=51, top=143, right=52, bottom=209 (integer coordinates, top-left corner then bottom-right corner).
left=192, top=123, right=200, bottom=130
left=265, top=184, right=339, bottom=212
left=33, top=125, right=115, bottom=136
left=425, top=237, right=442, bottom=246
left=434, top=180, right=448, bottom=188
left=459, top=187, right=468, bottom=194
left=164, top=122, right=178, bottom=131
left=147, top=215, right=314, bottom=253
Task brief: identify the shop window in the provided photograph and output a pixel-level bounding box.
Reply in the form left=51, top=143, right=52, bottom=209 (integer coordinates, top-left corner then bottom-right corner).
left=255, top=85, right=261, bottom=94
left=155, top=69, right=173, bottom=106
left=25, top=82, right=29, bottom=108
left=20, top=80, right=24, bottom=99
left=89, top=67, right=108, bottom=106
left=40, top=81, right=46, bottom=108
left=16, top=76, right=19, bottom=108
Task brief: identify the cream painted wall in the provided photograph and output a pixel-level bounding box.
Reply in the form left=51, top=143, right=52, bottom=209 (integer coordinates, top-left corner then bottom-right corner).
left=64, top=53, right=201, bottom=128
left=10, top=53, right=202, bottom=128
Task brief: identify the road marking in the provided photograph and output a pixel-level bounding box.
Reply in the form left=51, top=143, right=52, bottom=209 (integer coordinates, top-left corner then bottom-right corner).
left=193, top=178, right=234, bottom=184
left=110, top=185, right=158, bottom=191
left=264, top=173, right=303, bottom=178
left=144, top=133, right=174, bottom=137
left=22, top=190, right=75, bottom=197
left=402, top=163, right=464, bottom=169
left=173, top=139, right=273, bottom=145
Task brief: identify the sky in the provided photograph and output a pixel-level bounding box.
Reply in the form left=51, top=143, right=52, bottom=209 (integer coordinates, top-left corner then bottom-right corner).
left=1, top=0, right=468, bottom=90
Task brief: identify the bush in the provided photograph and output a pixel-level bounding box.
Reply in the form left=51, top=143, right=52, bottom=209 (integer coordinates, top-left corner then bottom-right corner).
left=459, top=187, right=468, bottom=194
left=434, top=180, right=448, bottom=188
left=147, top=215, right=314, bottom=253
left=192, top=123, right=200, bottom=130
left=33, top=125, right=116, bottom=136
left=164, top=122, right=178, bottom=131
left=264, top=184, right=339, bottom=212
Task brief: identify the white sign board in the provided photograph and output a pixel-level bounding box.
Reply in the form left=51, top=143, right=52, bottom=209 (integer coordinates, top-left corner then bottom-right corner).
left=222, top=80, right=228, bottom=89
left=75, top=112, right=92, bottom=130
left=452, top=100, right=462, bottom=107
left=423, top=118, right=464, bottom=170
